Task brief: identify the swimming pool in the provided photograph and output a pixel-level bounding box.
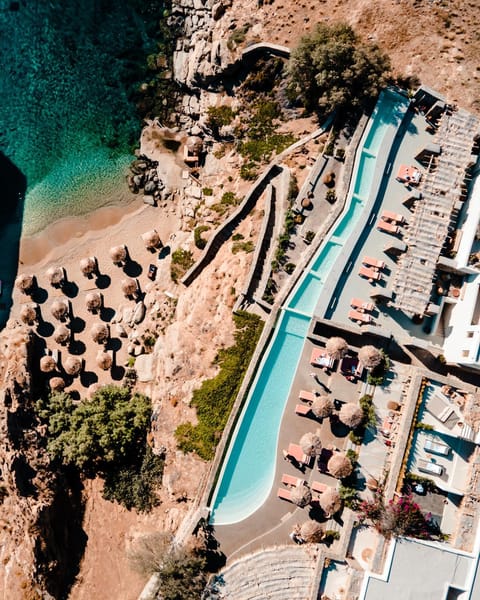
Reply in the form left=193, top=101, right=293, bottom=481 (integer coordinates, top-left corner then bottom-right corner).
left=210, top=89, right=409, bottom=525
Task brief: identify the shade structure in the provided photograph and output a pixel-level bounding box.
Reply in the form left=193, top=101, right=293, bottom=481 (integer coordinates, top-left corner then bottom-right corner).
left=110, top=245, right=127, bottom=264
left=46, top=266, right=65, bottom=287
left=80, top=256, right=97, bottom=276
left=85, top=291, right=102, bottom=312
left=96, top=351, right=113, bottom=370
left=299, top=431, right=322, bottom=457
left=301, top=197, right=313, bottom=209
left=141, top=229, right=161, bottom=249
left=311, top=395, right=334, bottom=419
left=20, top=303, right=37, bottom=325
left=40, top=355, right=57, bottom=373
left=121, top=277, right=138, bottom=297
left=290, top=484, right=312, bottom=508
left=50, top=298, right=69, bottom=321
left=327, top=453, right=353, bottom=479
left=338, top=403, right=364, bottom=429
left=91, top=322, right=109, bottom=344
left=325, top=336, right=348, bottom=360
left=319, top=487, right=342, bottom=516
left=53, top=325, right=70, bottom=345
left=64, top=356, right=82, bottom=377
left=186, top=135, right=203, bottom=153
left=15, top=273, right=35, bottom=294
left=49, top=376, right=65, bottom=392
left=358, top=345, right=383, bottom=369
left=300, top=520, right=324, bottom=543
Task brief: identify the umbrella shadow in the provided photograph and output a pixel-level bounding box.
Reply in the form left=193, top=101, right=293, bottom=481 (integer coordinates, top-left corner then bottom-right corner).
left=70, top=316, right=86, bottom=334
left=111, top=365, right=125, bottom=380
left=106, top=337, right=122, bottom=352
left=158, top=245, right=170, bottom=260
left=62, top=280, right=79, bottom=298
left=99, top=306, right=115, bottom=322
left=123, top=259, right=142, bottom=278
left=80, top=370, right=98, bottom=387
left=30, top=286, right=48, bottom=304
left=95, top=273, right=111, bottom=289
left=69, top=339, right=86, bottom=355
left=330, top=415, right=350, bottom=438
left=36, top=316, right=54, bottom=338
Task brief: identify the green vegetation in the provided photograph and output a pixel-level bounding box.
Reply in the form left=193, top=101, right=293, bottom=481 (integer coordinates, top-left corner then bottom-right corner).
left=175, top=312, right=264, bottom=460
left=287, top=22, right=391, bottom=117
left=325, top=190, right=337, bottom=203
left=403, top=472, right=437, bottom=494
left=211, top=191, right=242, bottom=215
left=415, top=422, right=434, bottom=431
left=36, top=386, right=162, bottom=512
left=202, top=187, right=213, bottom=196
left=284, top=262, right=296, bottom=275
left=232, top=233, right=245, bottom=241
left=367, top=352, right=391, bottom=386
left=359, top=394, right=376, bottom=428
left=232, top=240, right=255, bottom=254
left=206, top=105, right=236, bottom=133
left=339, top=484, right=360, bottom=509
left=143, top=333, right=157, bottom=351
left=242, top=57, right=285, bottom=94
left=227, top=23, right=251, bottom=51
left=194, top=225, right=210, bottom=250
left=170, top=248, right=194, bottom=283
left=304, top=230, right=316, bottom=244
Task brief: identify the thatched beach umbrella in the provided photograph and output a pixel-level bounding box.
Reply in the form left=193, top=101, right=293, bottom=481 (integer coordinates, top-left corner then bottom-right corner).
left=88, top=382, right=102, bottom=398
left=96, top=351, right=112, bottom=371
left=339, top=403, right=364, bottom=429
left=40, top=355, right=56, bottom=373
left=186, top=135, right=203, bottom=154
left=358, top=345, right=383, bottom=369
left=46, top=266, right=65, bottom=287
left=20, top=304, right=37, bottom=325
left=300, top=520, right=324, bottom=543
left=121, top=277, right=138, bottom=298
left=85, top=291, right=102, bottom=312
left=311, top=395, right=334, bottom=419
left=326, top=336, right=348, bottom=360
left=49, top=376, right=65, bottom=392
left=319, top=487, right=342, bottom=517
left=141, top=229, right=162, bottom=250
left=53, top=325, right=70, bottom=345
left=328, top=453, right=353, bottom=479
left=300, top=431, right=322, bottom=457
left=15, top=273, right=35, bottom=295
left=91, top=322, right=109, bottom=344
left=51, top=298, right=69, bottom=321
left=110, top=245, right=127, bottom=265
left=290, top=484, right=312, bottom=508
left=64, top=356, right=82, bottom=377
left=80, top=256, right=97, bottom=277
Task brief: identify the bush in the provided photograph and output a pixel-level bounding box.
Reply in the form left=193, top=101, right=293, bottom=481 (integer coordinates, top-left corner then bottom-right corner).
left=339, top=484, right=359, bottom=509
left=284, top=262, right=296, bottom=274
left=304, top=230, right=316, bottom=244
left=175, top=312, right=264, bottom=460
left=326, top=190, right=337, bottom=203
left=206, top=105, right=235, bottom=132
left=194, top=225, right=209, bottom=250
left=170, top=248, right=194, bottom=283
left=202, top=187, right=213, bottom=196
left=221, top=191, right=240, bottom=206
left=232, top=240, right=255, bottom=254
left=359, top=394, right=376, bottom=427
left=367, top=353, right=390, bottom=386
left=349, top=429, right=364, bottom=445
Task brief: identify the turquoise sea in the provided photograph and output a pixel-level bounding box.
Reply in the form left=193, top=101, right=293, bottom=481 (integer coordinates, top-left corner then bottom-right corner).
left=0, top=0, right=165, bottom=236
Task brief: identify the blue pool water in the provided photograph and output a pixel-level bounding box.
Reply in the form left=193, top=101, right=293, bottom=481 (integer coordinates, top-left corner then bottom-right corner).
left=210, top=89, right=409, bottom=525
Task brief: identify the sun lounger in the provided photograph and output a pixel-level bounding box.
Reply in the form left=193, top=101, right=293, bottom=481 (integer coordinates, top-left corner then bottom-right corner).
left=295, top=404, right=312, bottom=416
left=311, top=480, right=328, bottom=494
left=377, top=219, right=400, bottom=234
left=362, top=256, right=385, bottom=270
left=358, top=265, right=381, bottom=281
left=310, top=347, right=334, bottom=369
left=348, top=309, right=374, bottom=324
left=350, top=297, right=374, bottom=312
left=424, top=438, right=450, bottom=456
left=299, top=390, right=316, bottom=403
left=418, top=460, right=443, bottom=476
left=382, top=210, right=405, bottom=224
left=277, top=487, right=293, bottom=502
left=397, top=164, right=422, bottom=185
left=281, top=473, right=305, bottom=487
left=437, top=405, right=455, bottom=423
left=287, top=443, right=310, bottom=465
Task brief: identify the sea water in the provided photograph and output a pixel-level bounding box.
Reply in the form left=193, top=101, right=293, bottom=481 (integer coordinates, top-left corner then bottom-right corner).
left=0, top=0, right=163, bottom=235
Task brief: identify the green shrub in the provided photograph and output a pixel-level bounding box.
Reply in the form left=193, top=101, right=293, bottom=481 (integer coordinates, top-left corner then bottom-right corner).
left=232, top=233, right=244, bottom=241
left=221, top=191, right=240, bottom=205
left=349, top=429, right=364, bottom=445
left=227, top=23, right=251, bottom=51
left=304, top=230, right=315, bottom=244
left=324, top=530, right=341, bottom=541
left=326, top=190, right=337, bottom=203
left=367, top=353, right=390, bottom=386
left=346, top=449, right=358, bottom=465
left=415, top=422, right=434, bottom=431
left=170, top=248, right=194, bottom=283
left=194, top=225, right=209, bottom=250
left=206, top=105, right=235, bottom=131
left=284, top=262, right=296, bottom=274
left=232, top=240, right=255, bottom=254
left=175, top=312, right=264, bottom=460
left=359, top=394, right=376, bottom=427
left=143, top=334, right=157, bottom=351
left=339, top=484, right=360, bottom=509
left=202, top=187, right=213, bottom=196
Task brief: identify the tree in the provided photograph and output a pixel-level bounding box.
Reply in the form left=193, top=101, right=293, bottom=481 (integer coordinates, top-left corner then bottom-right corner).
left=287, top=23, right=390, bottom=116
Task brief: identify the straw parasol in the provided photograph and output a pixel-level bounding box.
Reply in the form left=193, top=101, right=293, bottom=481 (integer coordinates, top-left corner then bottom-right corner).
left=300, top=520, right=324, bottom=543
left=311, top=395, right=334, bottom=419
left=64, top=356, right=82, bottom=377
left=299, top=431, right=322, bottom=457
left=141, top=229, right=162, bottom=250
left=186, top=135, right=203, bottom=154
left=110, top=245, right=127, bottom=265
left=290, top=484, right=312, bottom=508
left=15, top=273, right=35, bottom=294
left=91, top=322, right=109, bottom=344
left=339, top=403, right=364, bottom=429
left=40, top=355, right=56, bottom=373
left=53, top=325, right=70, bottom=345
left=121, top=277, right=137, bottom=298
left=46, top=266, right=65, bottom=287
left=325, top=336, right=348, bottom=360
left=49, top=376, right=65, bottom=392
left=358, top=345, right=383, bottom=369
left=80, top=256, right=97, bottom=276
left=85, top=291, right=102, bottom=312
left=96, top=351, right=112, bottom=371
left=319, top=487, right=342, bottom=516
left=20, top=303, right=37, bottom=325
left=50, top=298, right=69, bottom=321
left=327, top=453, right=353, bottom=479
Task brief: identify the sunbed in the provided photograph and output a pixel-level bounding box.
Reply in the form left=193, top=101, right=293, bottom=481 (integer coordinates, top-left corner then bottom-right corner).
left=377, top=219, right=400, bottom=234
left=281, top=473, right=305, bottom=487
left=348, top=309, right=374, bottom=324
left=350, top=297, right=374, bottom=312
left=382, top=210, right=405, bottom=224
left=277, top=487, right=293, bottom=502
left=299, top=390, right=316, bottom=403
left=311, top=480, right=328, bottom=494
left=358, top=265, right=381, bottom=281
left=287, top=442, right=310, bottom=465
left=362, top=256, right=385, bottom=270
left=295, top=404, right=311, bottom=416
left=310, top=347, right=334, bottom=369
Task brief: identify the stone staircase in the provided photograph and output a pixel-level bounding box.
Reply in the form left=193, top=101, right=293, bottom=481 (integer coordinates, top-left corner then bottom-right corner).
left=204, top=545, right=319, bottom=599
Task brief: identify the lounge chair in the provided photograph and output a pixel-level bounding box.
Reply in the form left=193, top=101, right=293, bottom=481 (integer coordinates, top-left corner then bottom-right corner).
left=311, top=480, right=328, bottom=494
left=299, top=390, right=316, bottom=403
left=281, top=473, right=305, bottom=487
left=382, top=210, right=405, bottom=224
left=377, top=219, right=400, bottom=235
left=358, top=265, right=381, bottom=281
left=348, top=309, right=374, bottom=324
left=424, top=438, right=450, bottom=456
left=277, top=487, right=293, bottom=502
left=362, top=256, right=385, bottom=270
left=350, top=297, right=374, bottom=312
left=287, top=443, right=311, bottom=465
left=295, top=404, right=311, bottom=416
left=418, top=460, right=443, bottom=476
left=310, top=347, right=334, bottom=369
